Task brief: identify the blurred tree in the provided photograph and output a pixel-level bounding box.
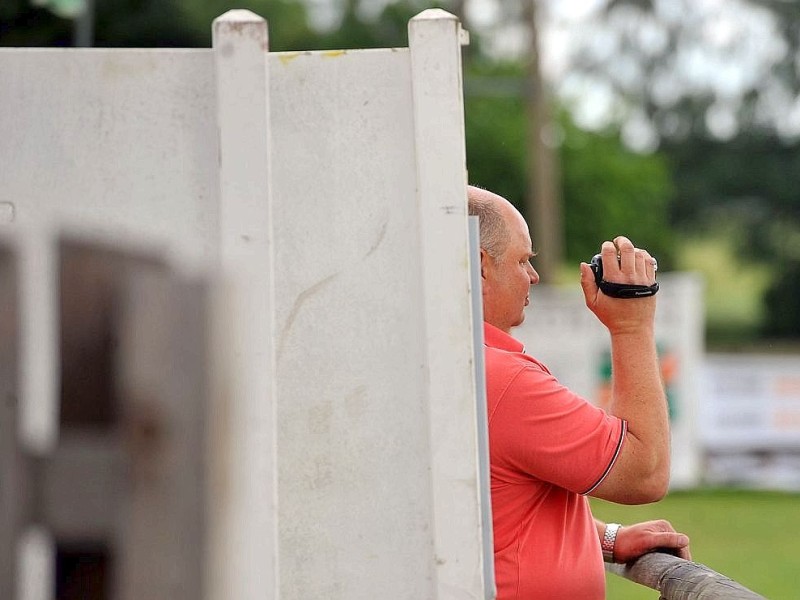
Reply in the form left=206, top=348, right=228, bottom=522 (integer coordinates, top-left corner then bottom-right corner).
left=1, top=0, right=318, bottom=49
left=0, top=0, right=72, bottom=46
left=34, top=0, right=86, bottom=19
left=523, top=0, right=562, bottom=282
left=664, top=134, right=800, bottom=244
left=91, top=0, right=200, bottom=48
left=463, top=60, right=528, bottom=211
left=763, top=259, right=800, bottom=338
left=561, top=116, right=674, bottom=268
left=559, top=0, right=800, bottom=145
left=537, top=0, right=800, bottom=338
left=313, top=0, right=405, bottom=49
left=172, top=0, right=316, bottom=50
left=665, top=131, right=800, bottom=339
left=463, top=59, right=675, bottom=269
left=310, top=0, right=469, bottom=50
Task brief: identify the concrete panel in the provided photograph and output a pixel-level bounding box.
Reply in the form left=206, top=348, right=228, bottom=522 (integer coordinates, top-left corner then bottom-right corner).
left=0, top=49, right=218, bottom=261
left=269, top=46, right=436, bottom=600
left=0, top=48, right=218, bottom=454
left=1, top=9, right=484, bottom=597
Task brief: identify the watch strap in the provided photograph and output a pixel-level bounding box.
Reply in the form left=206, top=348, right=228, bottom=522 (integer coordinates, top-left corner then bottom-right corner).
left=602, top=523, right=622, bottom=563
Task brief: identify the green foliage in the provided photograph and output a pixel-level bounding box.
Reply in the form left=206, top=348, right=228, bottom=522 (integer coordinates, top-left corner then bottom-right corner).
left=664, top=134, right=800, bottom=240
left=36, top=0, right=85, bottom=19
left=464, top=60, right=676, bottom=268
left=0, top=0, right=72, bottom=46
left=662, top=133, right=800, bottom=340
left=88, top=0, right=317, bottom=50
left=560, top=118, right=675, bottom=268
left=313, top=0, right=414, bottom=50
left=0, top=0, right=318, bottom=49
left=464, top=61, right=528, bottom=211
left=171, top=0, right=316, bottom=50
left=91, top=0, right=200, bottom=48
left=675, top=230, right=773, bottom=347
left=310, top=0, right=469, bottom=51
left=763, top=259, right=800, bottom=337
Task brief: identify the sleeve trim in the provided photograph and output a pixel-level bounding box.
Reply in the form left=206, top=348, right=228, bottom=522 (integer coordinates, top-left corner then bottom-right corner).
left=581, top=419, right=627, bottom=496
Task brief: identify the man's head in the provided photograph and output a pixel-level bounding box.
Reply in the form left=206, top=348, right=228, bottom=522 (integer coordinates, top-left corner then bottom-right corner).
left=468, top=185, right=539, bottom=332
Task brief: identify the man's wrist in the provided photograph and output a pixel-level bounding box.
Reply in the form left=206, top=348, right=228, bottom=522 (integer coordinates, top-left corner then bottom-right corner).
left=607, top=325, right=656, bottom=340
left=602, top=523, right=622, bottom=563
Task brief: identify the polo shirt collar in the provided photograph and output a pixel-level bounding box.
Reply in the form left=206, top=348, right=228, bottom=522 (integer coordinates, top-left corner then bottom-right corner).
left=483, top=322, right=525, bottom=353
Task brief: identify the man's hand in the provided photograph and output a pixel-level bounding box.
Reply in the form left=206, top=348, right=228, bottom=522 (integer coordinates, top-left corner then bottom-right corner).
left=611, top=519, right=691, bottom=563
left=579, top=236, right=658, bottom=335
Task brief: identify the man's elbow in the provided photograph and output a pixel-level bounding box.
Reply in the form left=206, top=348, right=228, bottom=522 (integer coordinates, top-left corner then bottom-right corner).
left=623, top=474, right=669, bottom=504
left=619, top=463, right=671, bottom=504
left=618, top=435, right=671, bottom=503
left=594, top=461, right=670, bottom=504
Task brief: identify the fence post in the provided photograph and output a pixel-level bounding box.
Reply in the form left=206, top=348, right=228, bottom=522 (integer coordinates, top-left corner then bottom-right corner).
left=18, top=232, right=59, bottom=456
left=211, top=10, right=278, bottom=600
left=607, top=552, right=766, bottom=599
left=408, top=9, right=489, bottom=599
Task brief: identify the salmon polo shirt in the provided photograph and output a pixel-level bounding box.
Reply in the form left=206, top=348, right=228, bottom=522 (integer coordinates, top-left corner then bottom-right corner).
left=483, top=323, right=627, bottom=600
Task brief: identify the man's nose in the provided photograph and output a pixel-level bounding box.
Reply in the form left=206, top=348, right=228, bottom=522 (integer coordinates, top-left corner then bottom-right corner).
left=527, top=264, right=539, bottom=285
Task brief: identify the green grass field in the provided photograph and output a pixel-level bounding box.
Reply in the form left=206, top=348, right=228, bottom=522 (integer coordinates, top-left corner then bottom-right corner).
left=590, top=489, right=800, bottom=599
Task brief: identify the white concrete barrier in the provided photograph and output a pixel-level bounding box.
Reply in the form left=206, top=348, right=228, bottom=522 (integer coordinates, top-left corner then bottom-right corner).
left=0, top=9, right=489, bottom=600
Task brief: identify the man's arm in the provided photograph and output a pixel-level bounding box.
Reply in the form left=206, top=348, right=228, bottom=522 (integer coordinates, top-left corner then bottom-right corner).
left=579, top=236, right=671, bottom=504
left=594, top=518, right=691, bottom=563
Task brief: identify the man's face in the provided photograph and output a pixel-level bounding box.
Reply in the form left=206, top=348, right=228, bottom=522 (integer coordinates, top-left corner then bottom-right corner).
left=481, top=206, right=539, bottom=333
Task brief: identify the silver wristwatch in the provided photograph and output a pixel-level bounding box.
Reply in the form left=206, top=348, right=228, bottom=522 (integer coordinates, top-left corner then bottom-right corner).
left=602, top=523, right=622, bottom=563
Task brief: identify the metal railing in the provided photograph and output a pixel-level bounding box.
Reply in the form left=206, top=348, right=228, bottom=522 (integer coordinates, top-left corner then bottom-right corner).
left=607, top=552, right=766, bottom=599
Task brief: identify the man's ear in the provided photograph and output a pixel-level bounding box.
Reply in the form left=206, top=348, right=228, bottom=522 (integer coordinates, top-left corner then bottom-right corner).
left=479, top=248, right=489, bottom=281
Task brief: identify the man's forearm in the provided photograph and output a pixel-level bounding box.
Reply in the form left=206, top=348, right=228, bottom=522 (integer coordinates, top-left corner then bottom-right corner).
left=579, top=239, right=671, bottom=503
left=608, top=327, right=670, bottom=499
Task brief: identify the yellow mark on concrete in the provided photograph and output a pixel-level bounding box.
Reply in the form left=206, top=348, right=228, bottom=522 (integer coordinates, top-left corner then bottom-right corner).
left=322, top=50, right=347, bottom=58
left=278, top=52, right=301, bottom=65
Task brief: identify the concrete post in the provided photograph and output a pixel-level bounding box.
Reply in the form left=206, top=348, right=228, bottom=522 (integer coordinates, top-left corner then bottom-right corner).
left=211, top=10, right=278, bottom=600
left=409, top=9, right=489, bottom=599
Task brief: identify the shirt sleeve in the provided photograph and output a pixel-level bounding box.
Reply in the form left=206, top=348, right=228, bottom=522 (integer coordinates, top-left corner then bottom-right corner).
left=488, top=364, right=626, bottom=495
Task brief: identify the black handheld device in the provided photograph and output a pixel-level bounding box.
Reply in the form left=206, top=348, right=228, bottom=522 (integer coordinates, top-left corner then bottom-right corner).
left=589, top=253, right=659, bottom=299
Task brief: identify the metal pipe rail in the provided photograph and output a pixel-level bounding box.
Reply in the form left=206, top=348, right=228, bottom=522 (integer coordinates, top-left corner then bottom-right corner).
left=606, top=552, right=766, bottom=599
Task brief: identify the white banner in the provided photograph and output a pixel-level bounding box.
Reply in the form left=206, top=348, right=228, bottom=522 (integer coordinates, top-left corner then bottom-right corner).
left=700, top=354, right=800, bottom=450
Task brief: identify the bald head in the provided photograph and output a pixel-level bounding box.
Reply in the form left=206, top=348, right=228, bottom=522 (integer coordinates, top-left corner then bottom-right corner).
left=468, top=185, right=515, bottom=259
left=468, top=186, right=538, bottom=330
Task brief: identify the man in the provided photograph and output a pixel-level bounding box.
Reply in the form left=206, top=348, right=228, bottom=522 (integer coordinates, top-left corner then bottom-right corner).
left=468, top=185, right=690, bottom=599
